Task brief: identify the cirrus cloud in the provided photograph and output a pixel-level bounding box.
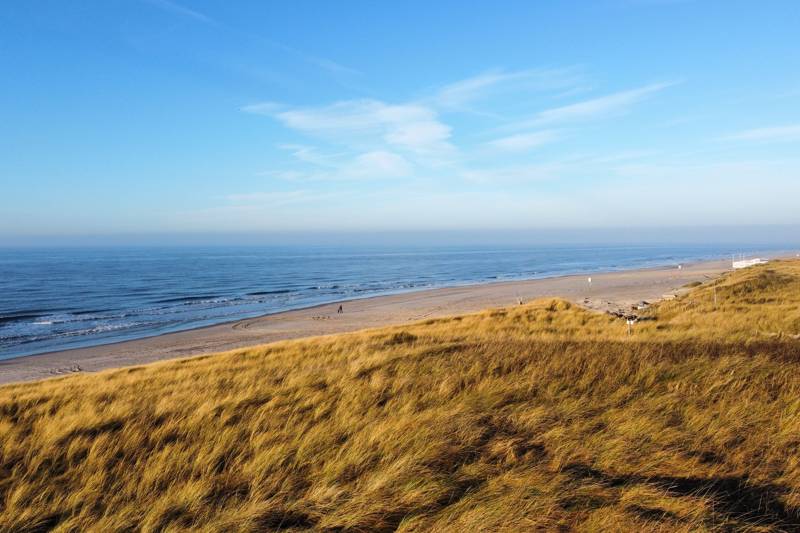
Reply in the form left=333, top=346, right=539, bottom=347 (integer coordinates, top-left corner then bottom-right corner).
left=486, top=130, right=561, bottom=152
left=244, top=99, right=454, bottom=156
left=721, top=124, right=800, bottom=143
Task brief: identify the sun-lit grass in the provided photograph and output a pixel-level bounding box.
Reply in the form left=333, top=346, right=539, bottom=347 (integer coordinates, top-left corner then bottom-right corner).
left=2, top=261, right=800, bottom=531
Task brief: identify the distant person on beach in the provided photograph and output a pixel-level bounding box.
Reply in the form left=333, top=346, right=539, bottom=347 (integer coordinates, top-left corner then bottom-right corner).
left=337, top=305, right=343, bottom=314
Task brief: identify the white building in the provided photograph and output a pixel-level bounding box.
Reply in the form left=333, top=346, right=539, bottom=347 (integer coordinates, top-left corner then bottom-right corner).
left=732, top=258, right=768, bottom=269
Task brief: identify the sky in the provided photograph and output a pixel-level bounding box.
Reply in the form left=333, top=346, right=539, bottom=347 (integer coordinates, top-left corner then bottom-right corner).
left=1, top=0, right=799, bottom=244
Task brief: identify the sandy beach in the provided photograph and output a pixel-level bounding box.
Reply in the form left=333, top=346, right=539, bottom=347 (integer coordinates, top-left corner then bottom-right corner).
left=0, top=259, right=734, bottom=385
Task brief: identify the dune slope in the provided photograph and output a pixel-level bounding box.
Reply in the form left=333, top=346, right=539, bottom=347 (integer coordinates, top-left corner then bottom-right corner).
left=2, top=261, right=800, bottom=531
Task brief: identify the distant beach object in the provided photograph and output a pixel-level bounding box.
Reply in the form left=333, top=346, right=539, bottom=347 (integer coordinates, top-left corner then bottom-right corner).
left=662, top=293, right=677, bottom=300
left=337, top=305, right=343, bottom=314
left=732, top=258, right=768, bottom=270
left=587, top=277, right=592, bottom=284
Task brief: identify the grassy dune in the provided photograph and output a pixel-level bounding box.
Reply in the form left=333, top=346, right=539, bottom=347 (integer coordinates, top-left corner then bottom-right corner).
left=2, top=261, right=800, bottom=532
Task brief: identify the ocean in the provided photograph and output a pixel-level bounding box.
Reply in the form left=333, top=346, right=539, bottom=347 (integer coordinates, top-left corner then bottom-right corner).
left=0, top=244, right=790, bottom=359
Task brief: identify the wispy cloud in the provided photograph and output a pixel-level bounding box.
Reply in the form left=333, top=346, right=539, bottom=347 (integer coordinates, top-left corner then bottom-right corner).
left=243, top=73, right=679, bottom=187
left=306, top=57, right=361, bottom=77
left=622, top=0, right=696, bottom=6
left=584, top=149, right=660, bottom=164
left=266, top=42, right=362, bottom=78
left=245, top=99, right=454, bottom=155
left=226, top=190, right=321, bottom=206
left=461, top=163, right=566, bottom=184
left=432, top=68, right=581, bottom=109
left=485, top=130, right=560, bottom=152
left=240, top=102, right=285, bottom=115
left=722, top=124, right=800, bottom=143
left=511, top=81, right=678, bottom=129
left=262, top=150, right=412, bottom=182
left=142, top=0, right=215, bottom=24
left=345, top=151, right=412, bottom=178
left=143, top=0, right=360, bottom=80
left=277, top=144, right=343, bottom=168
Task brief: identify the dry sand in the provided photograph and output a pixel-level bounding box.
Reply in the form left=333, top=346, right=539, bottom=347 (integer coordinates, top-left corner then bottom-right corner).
left=0, top=259, right=732, bottom=385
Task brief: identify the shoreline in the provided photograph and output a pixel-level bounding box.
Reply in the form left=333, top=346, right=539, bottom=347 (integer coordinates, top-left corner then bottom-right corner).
left=7, top=259, right=699, bottom=359
left=0, top=257, right=743, bottom=385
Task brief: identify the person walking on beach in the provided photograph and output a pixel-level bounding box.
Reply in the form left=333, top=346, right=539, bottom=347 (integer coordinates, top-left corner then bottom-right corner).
left=337, top=304, right=343, bottom=314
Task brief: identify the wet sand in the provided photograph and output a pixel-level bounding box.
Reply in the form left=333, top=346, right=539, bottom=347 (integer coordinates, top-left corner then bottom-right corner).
left=0, top=259, right=732, bottom=385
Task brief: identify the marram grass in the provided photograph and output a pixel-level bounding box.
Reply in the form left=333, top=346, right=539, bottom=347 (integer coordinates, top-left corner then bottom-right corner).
left=2, top=261, right=800, bottom=531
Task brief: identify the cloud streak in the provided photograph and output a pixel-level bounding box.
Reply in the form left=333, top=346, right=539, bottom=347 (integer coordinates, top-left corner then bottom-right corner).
left=432, top=68, right=582, bottom=109
left=511, top=81, right=678, bottom=129
left=142, top=0, right=360, bottom=79
left=142, top=0, right=215, bottom=24
left=245, top=99, right=454, bottom=155
left=722, top=124, right=800, bottom=143
left=485, top=130, right=560, bottom=152
left=262, top=150, right=412, bottom=182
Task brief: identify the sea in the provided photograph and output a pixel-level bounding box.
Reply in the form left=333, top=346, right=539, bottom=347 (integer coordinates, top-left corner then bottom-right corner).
left=0, top=244, right=792, bottom=360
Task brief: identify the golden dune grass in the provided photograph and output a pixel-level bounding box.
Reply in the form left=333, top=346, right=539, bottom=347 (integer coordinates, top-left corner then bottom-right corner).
left=2, top=261, right=800, bottom=531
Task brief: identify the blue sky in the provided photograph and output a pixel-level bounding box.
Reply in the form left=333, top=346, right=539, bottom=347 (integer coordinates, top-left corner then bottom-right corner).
left=1, top=0, right=799, bottom=242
